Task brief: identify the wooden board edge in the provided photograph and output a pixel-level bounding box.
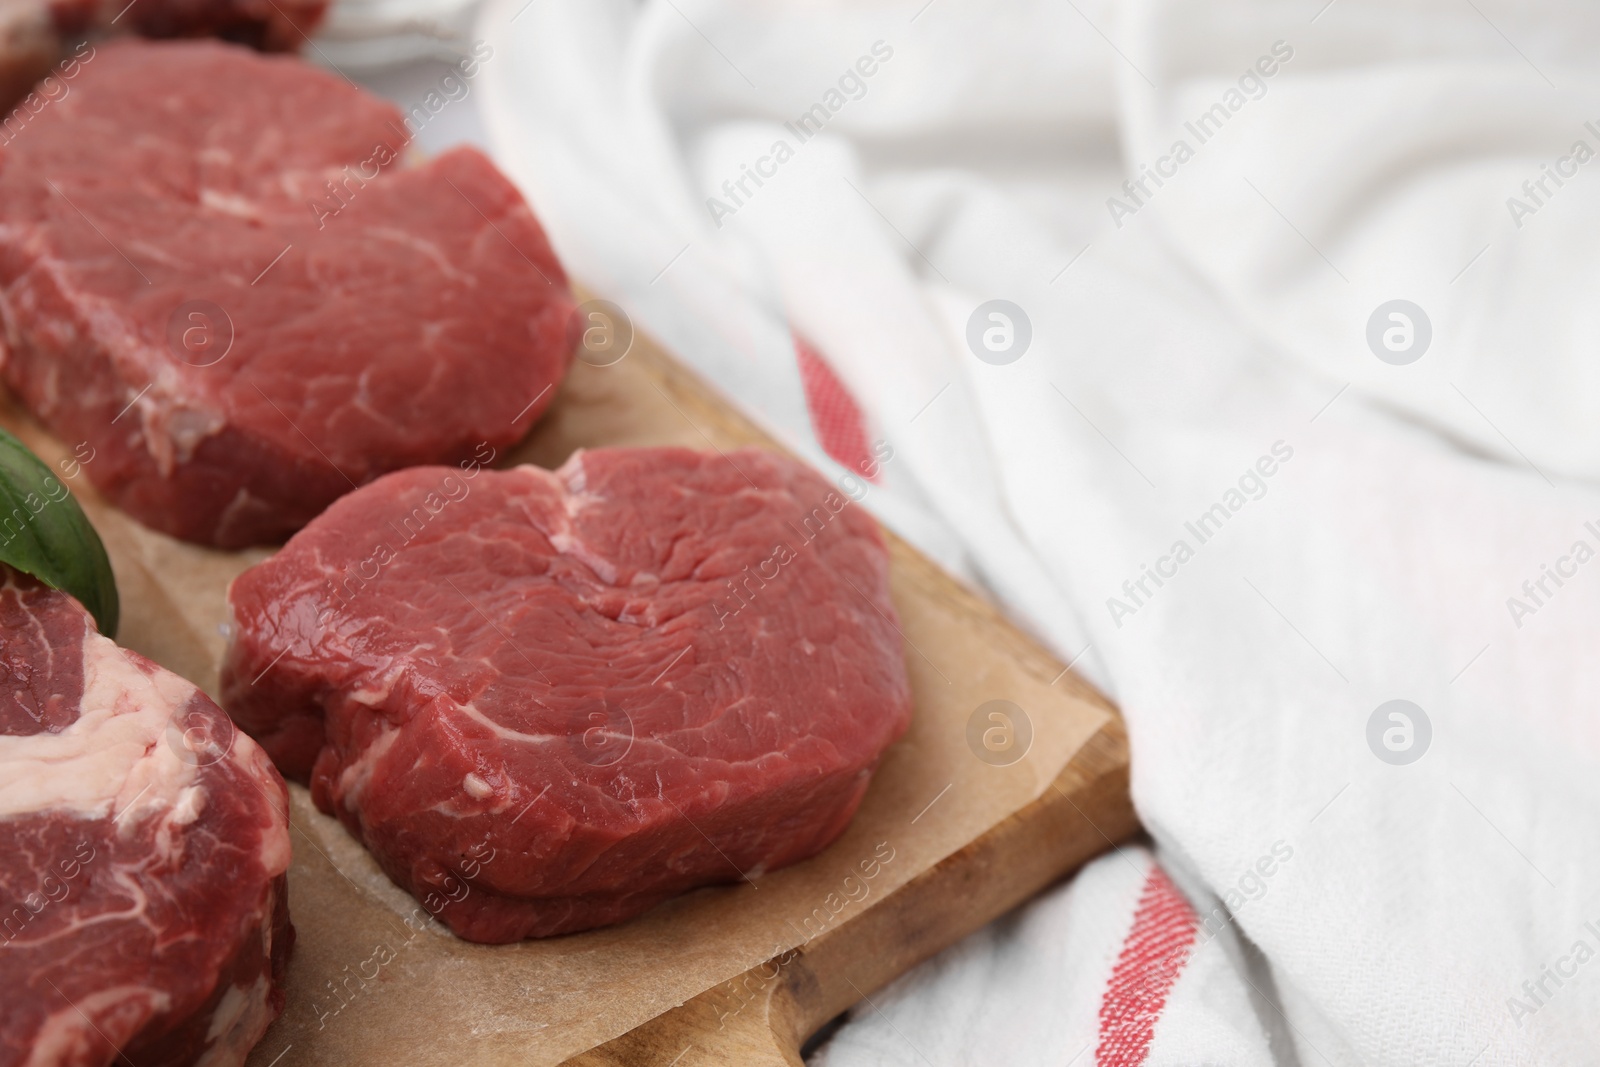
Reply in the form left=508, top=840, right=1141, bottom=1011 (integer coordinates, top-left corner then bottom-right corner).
left=565, top=715, right=1137, bottom=1066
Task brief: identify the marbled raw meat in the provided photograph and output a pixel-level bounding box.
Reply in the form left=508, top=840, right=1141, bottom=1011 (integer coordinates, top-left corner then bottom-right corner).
left=221, top=447, right=912, bottom=941
left=0, top=565, right=293, bottom=1067
left=0, top=40, right=572, bottom=546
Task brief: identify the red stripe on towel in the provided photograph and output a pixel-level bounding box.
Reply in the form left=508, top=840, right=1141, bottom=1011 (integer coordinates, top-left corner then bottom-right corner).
left=795, top=335, right=879, bottom=482
left=1095, top=864, right=1198, bottom=1067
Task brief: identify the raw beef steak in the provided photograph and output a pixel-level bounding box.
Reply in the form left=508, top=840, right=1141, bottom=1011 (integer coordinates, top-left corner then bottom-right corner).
left=0, top=0, right=325, bottom=115
left=49, top=0, right=326, bottom=52
left=0, top=565, right=293, bottom=1067
left=221, top=447, right=912, bottom=942
left=0, top=40, right=572, bottom=547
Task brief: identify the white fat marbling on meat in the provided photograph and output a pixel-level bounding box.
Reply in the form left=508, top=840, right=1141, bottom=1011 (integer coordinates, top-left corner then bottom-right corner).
left=348, top=661, right=404, bottom=708
left=451, top=699, right=559, bottom=745
left=560, top=456, right=587, bottom=494
left=0, top=634, right=200, bottom=824
left=21, top=985, right=171, bottom=1067
left=335, top=722, right=399, bottom=810
left=196, top=975, right=274, bottom=1067
left=160, top=406, right=229, bottom=464
left=0, top=627, right=288, bottom=882
left=245, top=739, right=294, bottom=879
left=547, top=490, right=622, bottom=585
left=198, top=188, right=260, bottom=221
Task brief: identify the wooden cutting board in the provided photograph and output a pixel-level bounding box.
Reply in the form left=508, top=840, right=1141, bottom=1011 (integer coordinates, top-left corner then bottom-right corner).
left=2, top=305, right=1137, bottom=1066
left=516, top=313, right=1138, bottom=1066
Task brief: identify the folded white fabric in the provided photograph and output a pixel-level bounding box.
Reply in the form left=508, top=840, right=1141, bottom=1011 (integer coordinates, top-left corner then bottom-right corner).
left=316, top=0, right=483, bottom=68
left=815, top=844, right=1281, bottom=1067
left=473, top=1, right=1600, bottom=1062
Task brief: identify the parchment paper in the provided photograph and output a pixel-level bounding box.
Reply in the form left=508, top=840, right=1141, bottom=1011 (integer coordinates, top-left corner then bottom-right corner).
left=1, top=328, right=1111, bottom=1066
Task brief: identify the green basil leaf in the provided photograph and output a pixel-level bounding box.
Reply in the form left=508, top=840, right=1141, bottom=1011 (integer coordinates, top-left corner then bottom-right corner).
left=0, top=427, right=119, bottom=636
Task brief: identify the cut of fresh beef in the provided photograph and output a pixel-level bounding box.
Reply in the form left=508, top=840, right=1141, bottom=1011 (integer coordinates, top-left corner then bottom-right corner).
left=49, top=0, right=326, bottom=52
left=0, top=0, right=326, bottom=115
left=0, top=565, right=293, bottom=1067
left=221, top=446, right=912, bottom=942
left=0, top=39, right=572, bottom=547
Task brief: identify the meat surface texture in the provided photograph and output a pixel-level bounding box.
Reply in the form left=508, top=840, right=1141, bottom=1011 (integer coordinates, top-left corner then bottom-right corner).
left=0, top=566, right=293, bottom=1067
left=1, top=0, right=326, bottom=116
left=0, top=39, right=572, bottom=547
left=221, top=446, right=913, bottom=942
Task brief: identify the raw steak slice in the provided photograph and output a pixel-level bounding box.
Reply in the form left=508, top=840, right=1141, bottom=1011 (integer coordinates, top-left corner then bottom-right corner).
left=0, top=39, right=572, bottom=547
left=49, top=0, right=326, bottom=52
left=0, top=565, right=293, bottom=1067
left=1, top=0, right=325, bottom=116
left=221, top=446, right=912, bottom=942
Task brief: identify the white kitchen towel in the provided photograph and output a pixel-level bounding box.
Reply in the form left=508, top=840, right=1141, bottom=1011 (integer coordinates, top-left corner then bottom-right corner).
left=813, top=844, right=1282, bottom=1067
left=468, top=1, right=1600, bottom=1063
